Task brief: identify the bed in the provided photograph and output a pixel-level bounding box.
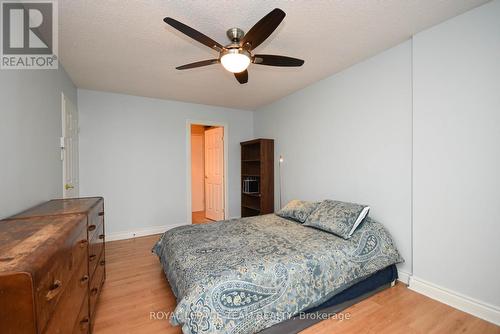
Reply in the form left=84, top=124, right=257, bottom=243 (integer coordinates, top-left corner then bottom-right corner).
left=152, top=214, right=403, bottom=334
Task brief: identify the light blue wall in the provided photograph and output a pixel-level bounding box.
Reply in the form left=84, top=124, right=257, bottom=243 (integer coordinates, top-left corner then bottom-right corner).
left=412, top=0, right=500, bottom=308
left=0, top=65, right=77, bottom=218
left=254, top=0, right=500, bottom=320
left=78, top=89, right=254, bottom=236
left=254, top=41, right=413, bottom=274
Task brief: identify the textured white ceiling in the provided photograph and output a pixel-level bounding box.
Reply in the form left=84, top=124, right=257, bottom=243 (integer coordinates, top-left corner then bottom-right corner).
left=59, top=0, right=489, bottom=110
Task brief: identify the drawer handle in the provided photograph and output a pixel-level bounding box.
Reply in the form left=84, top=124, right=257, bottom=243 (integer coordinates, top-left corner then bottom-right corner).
left=89, top=254, right=97, bottom=262
left=79, top=239, right=88, bottom=248
left=80, top=317, right=90, bottom=330
left=88, top=224, right=96, bottom=232
left=45, top=280, right=63, bottom=301
left=91, top=287, right=99, bottom=296
left=99, top=234, right=105, bottom=240
left=100, top=259, right=106, bottom=266
left=80, top=275, right=89, bottom=285
left=98, top=212, right=104, bottom=216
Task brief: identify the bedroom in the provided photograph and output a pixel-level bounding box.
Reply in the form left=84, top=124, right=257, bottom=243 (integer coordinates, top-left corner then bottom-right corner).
left=0, top=1, right=499, bottom=333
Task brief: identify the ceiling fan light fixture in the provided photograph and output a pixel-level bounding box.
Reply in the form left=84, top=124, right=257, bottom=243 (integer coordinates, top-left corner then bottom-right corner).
left=220, top=49, right=251, bottom=73
left=164, top=8, right=304, bottom=84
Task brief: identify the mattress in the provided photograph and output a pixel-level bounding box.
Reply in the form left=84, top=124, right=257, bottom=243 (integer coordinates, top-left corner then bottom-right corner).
left=153, top=214, right=403, bottom=334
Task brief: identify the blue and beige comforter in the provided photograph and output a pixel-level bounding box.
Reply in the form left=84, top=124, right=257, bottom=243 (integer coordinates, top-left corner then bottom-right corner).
left=152, top=214, right=403, bottom=334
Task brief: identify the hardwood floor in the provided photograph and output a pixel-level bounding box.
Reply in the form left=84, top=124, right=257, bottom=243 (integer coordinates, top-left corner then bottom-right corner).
left=93, top=235, right=180, bottom=334
left=192, top=211, right=212, bottom=224
left=94, top=235, right=500, bottom=334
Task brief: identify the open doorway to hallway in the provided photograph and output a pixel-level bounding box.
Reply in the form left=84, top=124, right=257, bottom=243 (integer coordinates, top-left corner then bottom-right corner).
left=190, top=124, right=225, bottom=224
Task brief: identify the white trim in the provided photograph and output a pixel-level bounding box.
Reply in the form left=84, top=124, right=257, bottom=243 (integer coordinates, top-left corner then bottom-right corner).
left=186, top=120, right=229, bottom=225
left=61, top=92, right=66, bottom=195
left=105, top=223, right=187, bottom=242
left=409, top=276, right=500, bottom=326
left=397, top=269, right=411, bottom=285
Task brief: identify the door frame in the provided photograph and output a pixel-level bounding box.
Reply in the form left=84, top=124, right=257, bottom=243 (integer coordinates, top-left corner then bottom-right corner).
left=186, top=120, right=229, bottom=224
left=61, top=92, right=79, bottom=198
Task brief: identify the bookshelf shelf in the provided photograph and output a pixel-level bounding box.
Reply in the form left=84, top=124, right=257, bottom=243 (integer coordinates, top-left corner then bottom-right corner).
left=243, top=192, right=261, bottom=197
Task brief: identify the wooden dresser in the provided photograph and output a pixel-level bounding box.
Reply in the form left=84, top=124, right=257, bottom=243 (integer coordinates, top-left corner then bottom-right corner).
left=0, top=197, right=106, bottom=334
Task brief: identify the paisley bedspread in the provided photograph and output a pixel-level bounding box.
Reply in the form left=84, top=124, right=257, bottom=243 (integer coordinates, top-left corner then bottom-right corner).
left=152, top=214, right=403, bottom=334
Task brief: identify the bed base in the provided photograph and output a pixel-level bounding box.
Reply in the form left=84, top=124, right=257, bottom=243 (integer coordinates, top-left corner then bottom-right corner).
left=258, top=265, right=398, bottom=334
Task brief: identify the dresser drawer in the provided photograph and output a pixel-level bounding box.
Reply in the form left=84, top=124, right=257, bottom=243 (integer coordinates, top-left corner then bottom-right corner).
left=72, top=295, right=90, bottom=334
left=0, top=272, right=37, bottom=334
left=42, top=255, right=89, bottom=334
left=35, top=222, right=88, bottom=333
left=89, top=252, right=106, bottom=320
left=87, top=201, right=104, bottom=239
left=88, top=222, right=104, bottom=278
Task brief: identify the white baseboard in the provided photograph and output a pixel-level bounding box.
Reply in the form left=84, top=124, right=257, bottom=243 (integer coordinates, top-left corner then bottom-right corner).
left=397, top=269, right=411, bottom=285
left=409, top=276, right=500, bottom=326
left=106, top=217, right=242, bottom=242
left=106, top=223, right=187, bottom=242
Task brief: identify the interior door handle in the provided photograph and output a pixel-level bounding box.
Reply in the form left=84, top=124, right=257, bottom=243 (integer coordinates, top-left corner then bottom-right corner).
left=65, top=184, right=74, bottom=190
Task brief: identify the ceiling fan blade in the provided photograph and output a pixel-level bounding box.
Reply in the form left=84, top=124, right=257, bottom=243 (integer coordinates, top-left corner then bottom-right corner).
left=234, top=70, right=248, bottom=84
left=176, top=59, right=219, bottom=70
left=164, top=17, right=223, bottom=51
left=253, top=54, right=304, bottom=67
left=241, top=8, right=285, bottom=50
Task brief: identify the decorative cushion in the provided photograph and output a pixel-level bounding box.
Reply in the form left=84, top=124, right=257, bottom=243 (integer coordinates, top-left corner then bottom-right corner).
left=276, top=200, right=319, bottom=223
left=303, top=200, right=370, bottom=239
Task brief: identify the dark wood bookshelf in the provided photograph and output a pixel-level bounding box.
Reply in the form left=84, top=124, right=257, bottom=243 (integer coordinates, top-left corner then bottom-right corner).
left=240, top=139, right=274, bottom=217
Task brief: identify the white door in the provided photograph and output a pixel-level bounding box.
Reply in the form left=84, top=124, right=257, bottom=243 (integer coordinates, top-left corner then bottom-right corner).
left=61, top=93, right=79, bottom=198
left=204, top=127, right=224, bottom=221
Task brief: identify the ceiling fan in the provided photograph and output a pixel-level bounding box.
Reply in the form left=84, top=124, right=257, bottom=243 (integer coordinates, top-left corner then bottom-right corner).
left=163, top=8, right=304, bottom=84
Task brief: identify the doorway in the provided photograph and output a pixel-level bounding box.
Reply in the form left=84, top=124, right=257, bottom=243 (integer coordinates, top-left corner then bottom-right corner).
left=189, top=123, right=226, bottom=224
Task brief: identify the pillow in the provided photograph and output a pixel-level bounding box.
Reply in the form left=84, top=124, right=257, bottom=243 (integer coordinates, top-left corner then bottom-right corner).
left=276, top=200, right=319, bottom=223
left=303, top=200, right=370, bottom=239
